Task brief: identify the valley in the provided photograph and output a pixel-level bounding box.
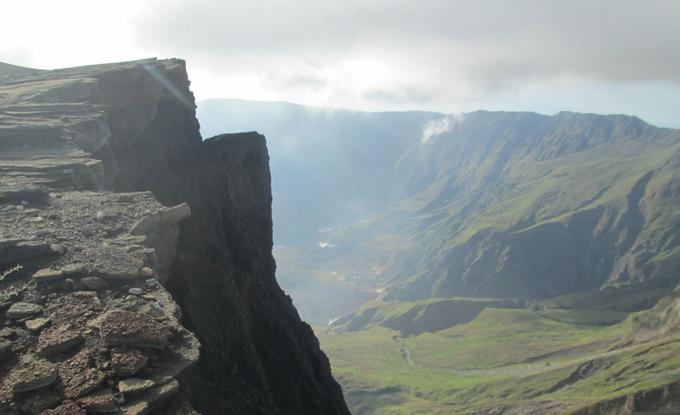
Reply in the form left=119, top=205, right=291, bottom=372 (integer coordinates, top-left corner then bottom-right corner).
left=197, top=99, right=680, bottom=413
left=317, top=300, right=680, bottom=414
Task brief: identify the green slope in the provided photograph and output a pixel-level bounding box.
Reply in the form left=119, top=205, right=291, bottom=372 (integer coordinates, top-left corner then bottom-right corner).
left=318, top=290, right=680, bottom=414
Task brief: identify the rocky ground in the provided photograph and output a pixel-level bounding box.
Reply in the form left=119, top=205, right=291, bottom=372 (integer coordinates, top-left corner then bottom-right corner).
left=0, top=58, right=350, bottom=415
left=0, top=62, right=199, bottom=414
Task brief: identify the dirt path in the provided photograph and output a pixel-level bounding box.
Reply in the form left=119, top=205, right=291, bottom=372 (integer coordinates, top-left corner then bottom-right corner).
left=394, top=337, right=414, bottom=365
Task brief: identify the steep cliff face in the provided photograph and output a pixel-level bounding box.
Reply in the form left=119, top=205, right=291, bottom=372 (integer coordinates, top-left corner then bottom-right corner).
left=0, top=59, right=349, bottom=414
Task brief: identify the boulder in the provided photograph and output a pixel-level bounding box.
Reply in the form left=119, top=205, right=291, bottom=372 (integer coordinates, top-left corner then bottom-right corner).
left=10, top=359, right=58, bottom=393
left=111, top=347, right=148, bottom=376
left=25, top=317, right=51, bottom=332
left=129, top=203, right=191, bottom=235
left=37, top=328, right=83, bottom=357
left=58, top=349, right=106, bottom=399
left=7, top=302, right=43, bottom=320
left=99, top=310, right=169, bottom=349
left=32, top=264, right=86, bottom=282
left=0, top=239, right=55, bottom=266
left=78, top=389, right=118, bottom=413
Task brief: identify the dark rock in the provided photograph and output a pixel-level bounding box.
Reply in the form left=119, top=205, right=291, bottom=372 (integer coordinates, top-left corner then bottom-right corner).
left=0, top=186, right=49, bottom=206
left=0, top=338, right=13, bottom=361
left=20, top=390, right=63, bottom=414
left=0, top=239, right=55, bottom=267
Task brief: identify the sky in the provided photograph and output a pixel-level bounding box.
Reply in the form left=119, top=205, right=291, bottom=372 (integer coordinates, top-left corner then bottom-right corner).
left=2, top=0, right=679, bottom=127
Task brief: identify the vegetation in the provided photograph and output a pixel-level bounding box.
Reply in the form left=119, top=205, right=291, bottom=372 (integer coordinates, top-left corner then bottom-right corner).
left=318, top=304, right=680, bottom=414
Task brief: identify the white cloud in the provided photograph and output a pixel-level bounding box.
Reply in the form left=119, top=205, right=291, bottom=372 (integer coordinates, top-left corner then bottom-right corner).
left=421, top=114, right=464, bottom=144
left=2, top=0, right=680, bottom=126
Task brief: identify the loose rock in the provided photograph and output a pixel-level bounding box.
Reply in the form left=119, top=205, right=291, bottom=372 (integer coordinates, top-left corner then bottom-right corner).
left=37, top=327, right=83, bottom=357
left=111, top=348, right=148, bottom=376
left=128, top=288, right=143, bottom=296
left=7, top=302, right=43, bottom=320
left=99, top=310, right=169, bottom=349
left=20, top=390, right=63, bottom=414
left=25, top=317, right=51, bottom=332
left=129, top=203, right=191, bottom=235
left=10, top=359, right=58, bottom=393
left=32, top=264, right=86, bottom=282
left=78, top=389, right=118, bottom=413
left=59, top=350, right=106, bottom=399
left=80, top=277, right=107, bottom=290
left=41, top=399, right=86, bottom=415
left=118, top=379, right=154, bottom=395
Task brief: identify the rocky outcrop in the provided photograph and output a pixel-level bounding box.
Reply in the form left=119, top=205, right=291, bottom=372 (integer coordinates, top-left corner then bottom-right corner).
left=0, top=59, right=349, bottom=414
left=0, top=187, right=199, bottom=413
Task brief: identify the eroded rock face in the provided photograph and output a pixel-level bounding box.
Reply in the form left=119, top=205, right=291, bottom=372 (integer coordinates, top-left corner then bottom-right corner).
left=1, top=58, right=348, bottom=414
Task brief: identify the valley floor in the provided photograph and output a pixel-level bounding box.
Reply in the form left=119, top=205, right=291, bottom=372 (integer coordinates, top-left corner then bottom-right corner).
left=317, top=307, right=680, bottom=414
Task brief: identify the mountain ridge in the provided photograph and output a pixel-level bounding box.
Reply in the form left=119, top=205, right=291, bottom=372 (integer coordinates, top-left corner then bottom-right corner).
left=198, top=98, right=680, bottom=323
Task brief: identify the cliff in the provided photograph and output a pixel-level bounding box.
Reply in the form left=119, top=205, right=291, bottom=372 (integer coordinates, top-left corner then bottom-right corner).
left=0, top=59, right=349, bottom=414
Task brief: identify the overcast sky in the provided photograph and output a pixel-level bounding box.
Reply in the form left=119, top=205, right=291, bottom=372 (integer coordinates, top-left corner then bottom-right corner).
left=2, top=0, right=679, bottom=127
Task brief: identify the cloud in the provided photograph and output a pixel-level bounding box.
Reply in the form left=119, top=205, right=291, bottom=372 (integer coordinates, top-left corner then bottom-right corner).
left=135, top=0, right=680, bottom=91
left=421, top=114, right=464, bottom=144
left=3, top=0, right=678, bottom=125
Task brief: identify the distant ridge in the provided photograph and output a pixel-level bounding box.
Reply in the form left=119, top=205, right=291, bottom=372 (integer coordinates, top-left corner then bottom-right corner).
left=0, top=61, right=42, bottom=78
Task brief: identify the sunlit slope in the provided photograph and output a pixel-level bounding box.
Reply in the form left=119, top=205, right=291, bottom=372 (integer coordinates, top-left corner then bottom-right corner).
left=371, top=112, right=680, bottom=302
left=318, top=289, right=680, bottom=414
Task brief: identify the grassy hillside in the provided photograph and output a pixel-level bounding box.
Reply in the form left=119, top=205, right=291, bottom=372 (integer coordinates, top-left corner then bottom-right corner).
left=318, top=299, right=680, bottom=414
left=331, top=297, right=525, bottom=335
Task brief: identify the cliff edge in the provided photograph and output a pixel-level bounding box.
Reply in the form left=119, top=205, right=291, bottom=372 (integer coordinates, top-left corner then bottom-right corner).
left=0, top=58, right=349, bottom=414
